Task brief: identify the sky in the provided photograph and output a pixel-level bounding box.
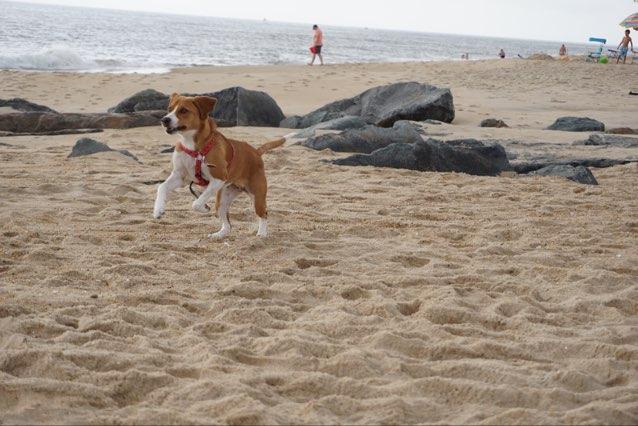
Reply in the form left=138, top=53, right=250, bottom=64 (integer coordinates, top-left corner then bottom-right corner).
left=10, top=0, right=638, bottom=43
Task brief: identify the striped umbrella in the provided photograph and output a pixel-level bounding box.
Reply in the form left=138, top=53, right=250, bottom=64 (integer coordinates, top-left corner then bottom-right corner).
left=620, top=12, right=638, bottom=29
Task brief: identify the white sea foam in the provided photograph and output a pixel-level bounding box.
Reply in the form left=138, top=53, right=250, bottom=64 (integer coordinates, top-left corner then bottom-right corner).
left=0, top=47, right=96, bottom=71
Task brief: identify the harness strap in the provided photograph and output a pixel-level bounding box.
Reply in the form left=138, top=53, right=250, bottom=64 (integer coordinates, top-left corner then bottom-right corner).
left=177, top=138, right=235, bottom=187
left=177, top=140, right=216, bottom=187
left=227, top=142, right=236, bottom=169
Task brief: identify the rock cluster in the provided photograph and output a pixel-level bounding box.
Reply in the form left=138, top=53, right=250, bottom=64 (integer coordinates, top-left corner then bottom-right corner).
left=283, top=82, right=455, bottom=129
left=108, top=87, right=285, bottom=127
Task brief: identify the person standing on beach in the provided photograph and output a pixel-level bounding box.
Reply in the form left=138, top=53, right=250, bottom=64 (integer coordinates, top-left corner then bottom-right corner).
left=617, top=30, right=634, bottom=64
left=309, top=24, right=324, bottom=66
left=559, top=44, right=567, bottom=56
left=499, top=49, right=506, bottom=59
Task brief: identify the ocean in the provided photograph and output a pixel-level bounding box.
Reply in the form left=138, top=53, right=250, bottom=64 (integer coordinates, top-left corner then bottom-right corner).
left=0, top=0, right=592, bottom=73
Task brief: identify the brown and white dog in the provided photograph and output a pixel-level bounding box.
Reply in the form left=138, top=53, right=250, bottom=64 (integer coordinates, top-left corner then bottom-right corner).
left=154, top=93, right=285, bottom=238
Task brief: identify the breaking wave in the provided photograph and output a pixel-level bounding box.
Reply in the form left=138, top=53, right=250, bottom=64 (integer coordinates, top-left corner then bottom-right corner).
left=0, top=47, right=96, bottom=70
left=0, top=47, right=146, bottom=73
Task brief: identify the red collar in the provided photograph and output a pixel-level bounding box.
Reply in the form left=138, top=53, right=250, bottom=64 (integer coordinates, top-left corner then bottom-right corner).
left=177, top=138, right=235, bottom=187
left=177, top=139, right=217, bottom=187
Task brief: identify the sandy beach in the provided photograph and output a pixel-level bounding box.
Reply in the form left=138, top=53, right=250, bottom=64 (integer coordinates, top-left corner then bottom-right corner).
left=1, top=59, right=637, bottom=424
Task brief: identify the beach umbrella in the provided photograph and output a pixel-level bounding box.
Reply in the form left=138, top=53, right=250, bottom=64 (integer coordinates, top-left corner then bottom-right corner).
left=620, top=12, right=638, bottom=29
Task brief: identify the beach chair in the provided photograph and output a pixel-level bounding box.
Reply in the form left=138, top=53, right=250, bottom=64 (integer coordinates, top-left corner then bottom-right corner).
left=586, top=37, right=606, bottom=62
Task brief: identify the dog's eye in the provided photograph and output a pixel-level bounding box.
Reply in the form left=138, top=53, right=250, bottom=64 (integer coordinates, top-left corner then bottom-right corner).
left=179, top=108, right=188, bottom=114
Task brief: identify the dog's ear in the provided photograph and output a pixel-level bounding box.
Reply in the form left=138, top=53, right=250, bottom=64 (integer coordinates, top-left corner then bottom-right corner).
left=194, top=96, right=217, bottom=120
left=168, top=93, right=180, bottom=111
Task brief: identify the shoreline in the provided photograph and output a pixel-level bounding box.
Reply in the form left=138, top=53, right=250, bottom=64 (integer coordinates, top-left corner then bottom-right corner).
left=0, top=58, right=494, bottom=76
left=0, top=55, right=590, bottom=76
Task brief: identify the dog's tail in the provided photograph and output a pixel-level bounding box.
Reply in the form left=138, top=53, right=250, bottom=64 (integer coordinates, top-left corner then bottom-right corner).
left=257, top=136, right=287, bottom=155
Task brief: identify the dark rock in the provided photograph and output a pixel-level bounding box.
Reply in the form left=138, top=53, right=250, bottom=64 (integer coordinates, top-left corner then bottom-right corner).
left=331, top=138, right=510, bottom=176
left=607, top=127, right=637, bottom=135
left=480, top=118, right=509, bottom=128
left=293, top=116, right=368, bottom=139
left=0, top=98, right=57, bottom=113
left=134, top=99, right=170, bottom=112
left=547, top=117, right=605, bottom=132
left=294, top=82, right=454, bottom=128
left=530, top=165, right=598, bottom=185
left=202, top=87, right=284, bottom=127
left=108, top=89, right=168, bottom=113
left=68, top=138, right=111, bottom=157
left=512, top=158, right=637, bottom=174
left=109, top=87, right=285, bottom=127
left=0, top=111, right=164, bottom=133
left=302, top=121, right=424, bottom=153
left=280, top=115, right=304, bottom=129
left=117, top=149, right=139, bottom=162
left=396, top=120, right=426, bottom=134
left=68, top=138, right=139, bottom=162
left=573, top=134, right=638, bottom=148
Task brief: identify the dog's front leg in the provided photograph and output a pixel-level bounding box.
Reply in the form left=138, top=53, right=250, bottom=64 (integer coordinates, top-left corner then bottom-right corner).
left=154, top=171, right=183, bottom=219
left=192, top=179, right=224, bottom=213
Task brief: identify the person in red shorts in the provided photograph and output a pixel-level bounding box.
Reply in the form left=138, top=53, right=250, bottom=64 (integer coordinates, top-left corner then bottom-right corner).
left=309, top=24, right=324, bottom=66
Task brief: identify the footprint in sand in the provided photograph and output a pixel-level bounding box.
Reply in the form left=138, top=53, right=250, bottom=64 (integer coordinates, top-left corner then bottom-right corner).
left=294, top=258, right=338, bottom=270
left=397, top=300, right=421, bottom=316
left=340, top=286, right=369, bottom=301
left=391, top=255, right=431, bottom=268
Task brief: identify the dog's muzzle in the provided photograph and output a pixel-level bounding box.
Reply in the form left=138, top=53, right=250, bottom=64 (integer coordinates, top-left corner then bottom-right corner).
left=161, top=117, right=185, bottom=134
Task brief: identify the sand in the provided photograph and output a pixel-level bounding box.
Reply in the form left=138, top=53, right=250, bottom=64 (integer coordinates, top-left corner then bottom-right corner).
left=1, top=59, right=637, bottom=425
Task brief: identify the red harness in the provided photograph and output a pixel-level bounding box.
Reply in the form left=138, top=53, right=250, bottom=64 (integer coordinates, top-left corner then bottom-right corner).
left=177, top=139, right=235, bottom=187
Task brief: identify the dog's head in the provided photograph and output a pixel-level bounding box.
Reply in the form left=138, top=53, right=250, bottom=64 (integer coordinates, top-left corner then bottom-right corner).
left=161, top=93, right=217, bottom=135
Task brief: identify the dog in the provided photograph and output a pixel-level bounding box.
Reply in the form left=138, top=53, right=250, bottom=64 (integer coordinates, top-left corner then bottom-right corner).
left=154, top=93, right=285, bottom=238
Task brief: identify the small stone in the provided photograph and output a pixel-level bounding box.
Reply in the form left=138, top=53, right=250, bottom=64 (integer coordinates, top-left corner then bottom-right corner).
left=530, top=164, right=598, bottom=185
left=547, top=117, right=605, bottom=132
left=480, top=118, right=509, bottom=128
left=68, top=138, right=140, bottom=162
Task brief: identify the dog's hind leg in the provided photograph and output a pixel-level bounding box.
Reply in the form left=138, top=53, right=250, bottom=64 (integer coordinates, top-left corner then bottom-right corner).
left=254, top=192, right=268, bottom=238
left=209, top=185, right=242, bottom=239
left=250, top=176, right=269, bottom=238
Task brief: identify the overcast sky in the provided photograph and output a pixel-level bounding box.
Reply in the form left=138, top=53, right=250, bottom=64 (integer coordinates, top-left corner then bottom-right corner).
left=12, top=0, right=638, bottom=43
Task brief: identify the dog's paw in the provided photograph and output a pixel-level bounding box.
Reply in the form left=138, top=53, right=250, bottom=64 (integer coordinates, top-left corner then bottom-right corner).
left=208, top=230, right=230, bottom=240
left=257, top=219, right=268, bottom=238
left=192, top=200, right=210, bottom=214
left=153, top=208, right=164, bottom=219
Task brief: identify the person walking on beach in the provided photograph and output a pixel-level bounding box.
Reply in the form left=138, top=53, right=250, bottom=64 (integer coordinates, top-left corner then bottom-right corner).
left=559, top=44, right=567, bottom=57
left=309, top=24, right=324, bottom=66
left=499, top=49, right=506, bottom=59
left=617, top=30, right=634, bottom=64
